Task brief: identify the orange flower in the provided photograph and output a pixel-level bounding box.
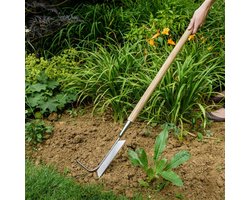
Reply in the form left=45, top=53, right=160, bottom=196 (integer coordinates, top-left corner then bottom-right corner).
left=188, top=34, right=195, bottom=41
left=151, top=30, right=160, bottom=39
left=161, top=28, right=170, bottom=35
left=148, top=39, right=155, bottom=46
left=167, top=38, right=176, bottom=45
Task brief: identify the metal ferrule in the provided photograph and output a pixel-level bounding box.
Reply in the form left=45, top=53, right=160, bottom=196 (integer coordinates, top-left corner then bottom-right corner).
left=119, top=120, right=131, bottom=137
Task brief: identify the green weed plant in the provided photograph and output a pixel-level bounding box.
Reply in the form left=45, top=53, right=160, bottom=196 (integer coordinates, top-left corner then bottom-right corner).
left=128, top=124, right=190, bottom=188
left=25, top=119, right=53, bottom=144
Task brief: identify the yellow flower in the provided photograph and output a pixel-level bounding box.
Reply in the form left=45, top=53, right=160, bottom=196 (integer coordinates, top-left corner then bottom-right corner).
left=161, top=28, right=170, bottom=35
left=148, top=39, right=155, bottom=46
left=151, top=30, right=160, bottom=39
left=167, top=38, right=176, bottom=45
left=188, top=34, right=195, bottom=41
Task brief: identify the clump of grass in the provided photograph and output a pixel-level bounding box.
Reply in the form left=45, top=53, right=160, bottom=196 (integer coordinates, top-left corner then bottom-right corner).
left=63, top=35, right=224, bottom=130
left=25, top=160, right=142, bottom=200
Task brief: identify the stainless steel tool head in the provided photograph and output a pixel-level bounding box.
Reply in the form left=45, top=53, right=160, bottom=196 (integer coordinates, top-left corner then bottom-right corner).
left=76, top=121, right=131, bottom=177
left=97, top=140, right=126, bottom=177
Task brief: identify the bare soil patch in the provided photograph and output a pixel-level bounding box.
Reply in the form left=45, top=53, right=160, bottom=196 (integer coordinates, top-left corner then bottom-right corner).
left=27, top=110, right=225, bottom=200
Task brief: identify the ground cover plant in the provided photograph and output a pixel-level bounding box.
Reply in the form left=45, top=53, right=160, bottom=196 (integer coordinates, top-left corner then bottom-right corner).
left=25, top=71, right=76, bottom=119
left=26, top=160, right=142, bottom=200
left=128, top=123, right=190, bottom=189
left=25, top=119, right=53, bottom=144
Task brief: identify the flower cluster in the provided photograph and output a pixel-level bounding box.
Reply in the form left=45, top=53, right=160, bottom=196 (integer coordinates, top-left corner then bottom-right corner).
left=147, top=28, right=196, bottom=47
left=147, top=28, right=176, bottom=47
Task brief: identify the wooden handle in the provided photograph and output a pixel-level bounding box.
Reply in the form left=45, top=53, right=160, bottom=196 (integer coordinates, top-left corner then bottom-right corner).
left=128, top=29, right=192, bottom=122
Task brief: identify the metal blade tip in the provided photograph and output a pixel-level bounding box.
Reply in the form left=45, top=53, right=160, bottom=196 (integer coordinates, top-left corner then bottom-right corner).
left=97, top=140, right=126, bottom=177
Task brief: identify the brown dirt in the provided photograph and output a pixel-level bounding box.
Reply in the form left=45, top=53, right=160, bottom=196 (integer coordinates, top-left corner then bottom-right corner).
left=27, top=109, right=225, bottom=200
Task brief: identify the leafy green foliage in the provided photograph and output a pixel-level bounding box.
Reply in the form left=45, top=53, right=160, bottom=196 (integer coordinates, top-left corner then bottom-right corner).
left=25, top=72, right=76, bottom=118
left=25, top=48, right=80, bottom=84
left=25, top=119, right=53, bottom=144
left=154, top=126, right=169, bottom=161
left=25, top=0, right=224, bottom=131
left=128, top=124, right=190, bottom=188
left=26, top=160, right=142, bottom=200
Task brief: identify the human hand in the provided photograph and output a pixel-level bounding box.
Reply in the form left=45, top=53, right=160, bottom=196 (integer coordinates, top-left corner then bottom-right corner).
left=188, top=0, right=215, bottom=34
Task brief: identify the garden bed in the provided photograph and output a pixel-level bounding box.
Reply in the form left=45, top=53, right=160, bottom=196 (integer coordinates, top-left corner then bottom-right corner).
left=27, top=109, right=225, bottom=200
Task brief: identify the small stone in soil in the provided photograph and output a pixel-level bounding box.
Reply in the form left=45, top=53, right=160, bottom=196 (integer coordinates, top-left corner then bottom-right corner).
left=73, top=135, right=84, bottom=144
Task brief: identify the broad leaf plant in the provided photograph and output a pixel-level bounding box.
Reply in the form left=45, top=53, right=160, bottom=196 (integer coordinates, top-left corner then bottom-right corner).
left=128, top=124, right=190, bottom=188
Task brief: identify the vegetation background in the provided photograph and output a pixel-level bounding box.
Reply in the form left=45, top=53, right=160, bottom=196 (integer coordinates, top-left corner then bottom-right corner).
left=24, top=0, right=225, bottom=199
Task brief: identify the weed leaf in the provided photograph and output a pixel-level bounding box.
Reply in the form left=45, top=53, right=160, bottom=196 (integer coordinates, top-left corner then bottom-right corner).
left=156, top=158, right=167, bottom=174
left=160, top=170, right=183, bottom=186
left=146, top=168, right=154, bottom=181
left=154, top=125, right=169, bottom=161
left=136, top=148, right=148, bottom=170
left=165, top=150, right=190, bottom=170
left=128, top=149, right=141, bottom=167
left=128, top=148, right=148, bottom=170
left=138, top=179, right=149, bottom=187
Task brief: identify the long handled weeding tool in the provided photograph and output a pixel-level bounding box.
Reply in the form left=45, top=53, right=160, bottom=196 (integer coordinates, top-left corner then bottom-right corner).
left=77, top=28, right=192, bottom=177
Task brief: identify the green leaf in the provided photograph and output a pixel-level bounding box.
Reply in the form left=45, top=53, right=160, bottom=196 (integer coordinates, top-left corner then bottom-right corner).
left=128, top=148, right=148, bottom=170
left=37, top=71, right=48, bottom=83
left=155, top=158, right=167, bottom=174
left=136, top=148, right=148, bottom=170
left=138, top=179, right=149, bottom=187
left=27, top=93, right=45, bottom=108
left=146, top=168, right=155, bottom=181
left=160, top=170, right=183, bottom=186
left=154, top=125, right=169, bottom=161
left=66, top=93, right=77, bottom=102
left=40, top=98, right=60, bottom=113
left=28, top=83, right=47, bottom=92
left=56, top=93, right=76, bottom=110
left=46, top=80, right=59, bottom=90
left=157, top=37, right=163, bottom=45
left=56, top=94, right=68, bottom=107
left=198, top=103, right=207, bottom=128
left=165, top=150, right=190, bottom=170
left=128, top=149, right=141, bottom=167
left=197, top=132, right=203, bottom=141
left=45, top=125, right=53, bottom=133
left=34, top=112, right=43, bottom=119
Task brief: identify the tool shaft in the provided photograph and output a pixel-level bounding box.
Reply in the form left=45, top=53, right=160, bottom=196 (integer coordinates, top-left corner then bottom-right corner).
left=128, top=29, right=191, bottom=122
